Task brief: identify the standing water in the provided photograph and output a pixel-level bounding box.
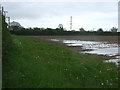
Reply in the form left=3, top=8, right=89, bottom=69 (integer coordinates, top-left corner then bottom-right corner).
left=50, top=39, right=120, bottom=66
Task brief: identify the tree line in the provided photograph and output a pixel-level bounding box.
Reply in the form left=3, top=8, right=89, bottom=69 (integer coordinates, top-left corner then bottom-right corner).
left=10, top=26, right=119, bottom=36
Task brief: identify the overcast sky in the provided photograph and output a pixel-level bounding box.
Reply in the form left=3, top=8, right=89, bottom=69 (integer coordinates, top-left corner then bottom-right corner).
left=1, top=1, right=118, bottom=31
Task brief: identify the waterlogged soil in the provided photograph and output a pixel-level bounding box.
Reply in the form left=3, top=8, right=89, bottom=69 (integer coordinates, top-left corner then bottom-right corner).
left=25, top=36, right=119, bottom=43
left=25, top=35, right=119, bottom=51
left=25, top=36, right=120, bottom=65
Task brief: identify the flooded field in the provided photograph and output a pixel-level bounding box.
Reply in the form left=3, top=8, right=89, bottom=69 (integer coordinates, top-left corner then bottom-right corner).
left=26, top=36, right=120, bottom=66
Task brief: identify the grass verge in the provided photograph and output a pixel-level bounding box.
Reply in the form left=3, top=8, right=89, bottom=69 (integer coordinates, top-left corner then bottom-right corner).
left=3, top=35, right=118, bottom=88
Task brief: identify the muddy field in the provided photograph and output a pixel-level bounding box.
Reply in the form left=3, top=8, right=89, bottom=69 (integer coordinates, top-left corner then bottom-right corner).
left=25, top=36, right=120, bottom=54
left=25, top=36, right=119, bottom=44
left=25, top=36, right=120, bottom=61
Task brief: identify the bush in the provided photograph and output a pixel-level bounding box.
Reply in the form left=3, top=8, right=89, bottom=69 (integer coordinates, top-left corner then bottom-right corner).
left=2, top=15, right=14, bottom=62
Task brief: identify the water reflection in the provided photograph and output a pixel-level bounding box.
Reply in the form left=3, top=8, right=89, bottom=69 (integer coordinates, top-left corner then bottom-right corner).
left=82, top=47, right=118, bottom=56
left=104, top=56, right=120, bottom=66
left=50, top=39, right=120, bottom=66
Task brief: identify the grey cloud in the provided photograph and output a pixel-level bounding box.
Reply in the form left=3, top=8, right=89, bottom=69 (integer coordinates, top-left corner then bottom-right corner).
left=2, top=2, right=59, bottom=19
left=1, top=2, right=117, bottom=30
left=2, top=2, right=117, bottom=18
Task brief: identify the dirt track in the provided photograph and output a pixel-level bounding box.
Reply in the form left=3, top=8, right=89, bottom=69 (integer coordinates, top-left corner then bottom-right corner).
left=25, top=36, right=119, bottom=44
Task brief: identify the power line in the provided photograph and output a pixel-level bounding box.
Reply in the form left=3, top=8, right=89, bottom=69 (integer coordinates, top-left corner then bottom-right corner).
left=1, top=5, right=11, bottom=29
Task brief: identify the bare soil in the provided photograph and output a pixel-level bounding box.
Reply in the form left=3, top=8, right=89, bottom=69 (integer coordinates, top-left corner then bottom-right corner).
left=25, top=36, right=119, bottom=44
left=25, top=35, right=120, bottom=60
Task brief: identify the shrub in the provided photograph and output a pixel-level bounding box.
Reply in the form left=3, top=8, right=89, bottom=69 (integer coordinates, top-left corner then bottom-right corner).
left=2, top=15, right=14, bottom=62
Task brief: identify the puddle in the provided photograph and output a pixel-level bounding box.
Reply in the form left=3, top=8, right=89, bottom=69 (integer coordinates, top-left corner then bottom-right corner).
left=50, top=39, right=119, bottom=66
left=63, top=40, right=101, bottom=45
left=104, top=56, right=120, bottom=66
left=51, top=39, right=61, bottom=42
left=82, top=47, right=119, bottom=56
left=67, top=43, right=83, bottom=46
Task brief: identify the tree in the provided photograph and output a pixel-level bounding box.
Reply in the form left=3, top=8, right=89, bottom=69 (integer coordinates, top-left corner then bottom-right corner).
left=97, top=28, right=103, bottom=32
left=58, top=24, right=63, bottom=29
left=79, top=28, right=85, bottom=32
left=10, top=26, right=21, bottom=31
left=110, top=27, right=117, bottom=32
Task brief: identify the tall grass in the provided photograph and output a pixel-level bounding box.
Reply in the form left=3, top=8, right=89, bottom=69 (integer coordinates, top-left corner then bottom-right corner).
left=2, top=15, right=15, bottom=62
left=3, top=36, right=118, bottom=88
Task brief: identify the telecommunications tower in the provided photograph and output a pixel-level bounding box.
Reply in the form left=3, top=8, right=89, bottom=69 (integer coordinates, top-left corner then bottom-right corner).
left=70, top=16, right=72, bottom=30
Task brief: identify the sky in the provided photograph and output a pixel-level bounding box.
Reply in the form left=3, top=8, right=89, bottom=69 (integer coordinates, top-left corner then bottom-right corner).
left=1, top=0, right=119, bottom=31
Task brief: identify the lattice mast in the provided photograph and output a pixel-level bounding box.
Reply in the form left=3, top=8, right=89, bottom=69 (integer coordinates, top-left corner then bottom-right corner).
left=70, top=16, right=72, bottom=30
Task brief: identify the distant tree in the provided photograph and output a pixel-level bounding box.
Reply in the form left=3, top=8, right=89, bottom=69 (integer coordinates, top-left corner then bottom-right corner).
left=58, top=24, right=63, bottom=29
left=46, top=28, right=52, bottom=30
left=71, top=30, right=75, bottom=32
left=79, top=28, right=85, bottom=32
left=97, top=28, right=103, bottom=32
left=33, top=27, right=40, bottom=31
left=10, top=26, right=22, bottom=31
left=110, top=27, right=117, bottom=32
left=63, top=28, right=67, bottom=31
left=40, top=27, right=45, bottom=31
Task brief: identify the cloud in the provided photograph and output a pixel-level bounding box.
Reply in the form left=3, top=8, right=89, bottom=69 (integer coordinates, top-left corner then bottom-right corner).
left=1, top=0, right=119, bottom=2
left=1, top=2, right=118, bottom=30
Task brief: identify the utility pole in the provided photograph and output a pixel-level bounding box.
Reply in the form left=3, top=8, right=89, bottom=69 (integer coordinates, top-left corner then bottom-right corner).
left=1, top=5, right=11, bottom=29
left=1, top=6, right=8, bottom=21
left=1, top=6, right=3, bottom=15
left=1, top=6, right=4, bottom=15
left=8, top=17, right=10, bottom=28
left=70, top=16, right=72, bottom=30
left=6, top=17, right=10, bottom=29
left=3, top=11, right=8, bottom=18
left=0, top=4, right=2, bottom=14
